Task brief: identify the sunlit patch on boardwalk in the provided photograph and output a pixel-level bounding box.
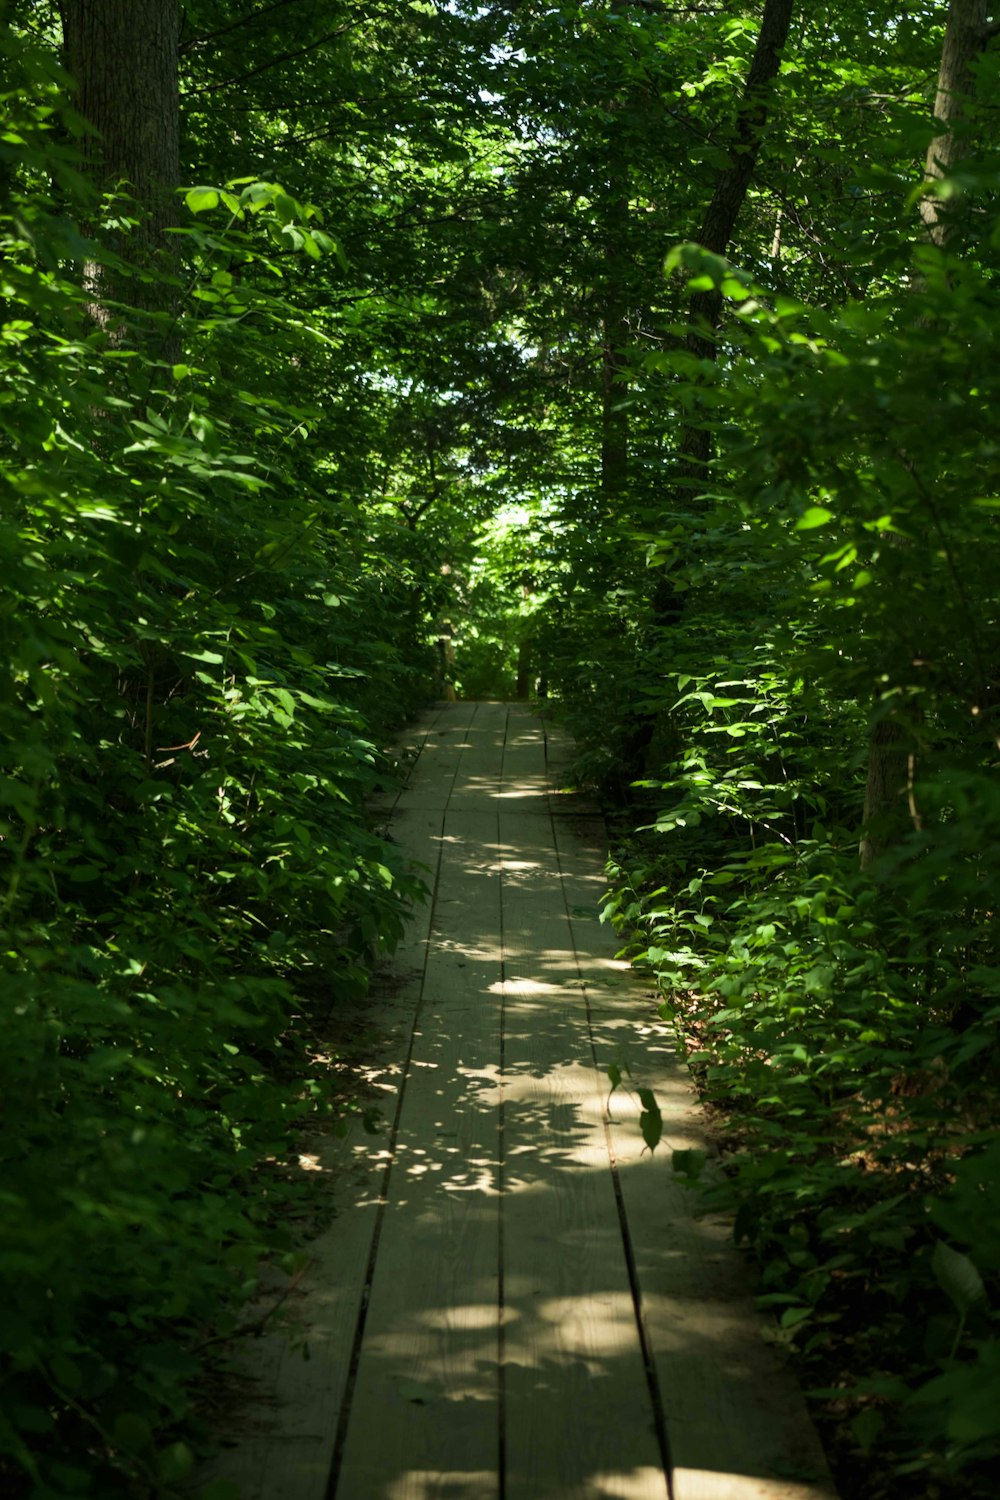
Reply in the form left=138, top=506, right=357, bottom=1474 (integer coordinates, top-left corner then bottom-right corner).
left=673, top=1473, right=831, bottom=1500
left=383, top=1473, right=496, bottom=1500
left=201, top=702, right=837, bottom=1500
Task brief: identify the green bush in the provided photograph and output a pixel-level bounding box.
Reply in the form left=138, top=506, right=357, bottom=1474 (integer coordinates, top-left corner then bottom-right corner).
left=0, top=31, right=428, bottom=1495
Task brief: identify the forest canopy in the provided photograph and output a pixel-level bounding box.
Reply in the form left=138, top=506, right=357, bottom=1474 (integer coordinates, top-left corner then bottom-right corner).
left=2, top=2, right=1000, bottom=1496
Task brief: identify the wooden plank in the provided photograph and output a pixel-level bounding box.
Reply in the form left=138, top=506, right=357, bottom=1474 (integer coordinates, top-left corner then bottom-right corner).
left=331, top=788, right=505, bottom=1497
left=441, top=701, right=509, bottom=811
left=395, top=702, right=482, bottom=811
left=201, top=712, right=466, bottom=1500
left=497, top=740, right=670, bottom=1500
left=500, top=1029, right=670, bottom=1499
left=493, top=704, right=551, bottom=819
left=197, top=1043, right=416, bottom=1498
left=549, top=813, right=838, bottom=1500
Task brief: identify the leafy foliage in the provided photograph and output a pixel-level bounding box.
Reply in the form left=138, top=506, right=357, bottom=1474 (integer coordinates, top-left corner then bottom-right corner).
left=599, top=196, right=1000, bottom=1500
left=0, top=23, right=435, bottom=1496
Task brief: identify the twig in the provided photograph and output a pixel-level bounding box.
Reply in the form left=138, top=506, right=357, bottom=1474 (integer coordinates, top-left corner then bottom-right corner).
left=195, top=1258, right=314, bottom=1350
left=185, top=24, right=353, bottom=96
left=180, top=0, right=314, bottom=54
left=907, top=752, right=923, bottom=833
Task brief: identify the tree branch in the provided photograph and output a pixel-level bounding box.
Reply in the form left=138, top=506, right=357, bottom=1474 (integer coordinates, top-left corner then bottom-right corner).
left=185, top=23, right=352, bottom=95
left=180, top=0, right=315, bottom=55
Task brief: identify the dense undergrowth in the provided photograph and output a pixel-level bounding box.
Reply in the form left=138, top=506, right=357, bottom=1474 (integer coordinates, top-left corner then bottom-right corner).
left=0, top=35, right=436, bottom=1497
left=603, top=767, right=1000, bottom=1498
left=530, top=154, right=1000, bottom=1493
left=572, top=257, right=1000, bottom=1495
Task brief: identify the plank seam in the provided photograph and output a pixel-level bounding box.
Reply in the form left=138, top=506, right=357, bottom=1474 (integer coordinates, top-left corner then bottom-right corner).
left=496, top=706, right=509, bottom=1500
left=546, top=772, right=676, bottom=1500
left=324, top=703, right=481, bottom=1500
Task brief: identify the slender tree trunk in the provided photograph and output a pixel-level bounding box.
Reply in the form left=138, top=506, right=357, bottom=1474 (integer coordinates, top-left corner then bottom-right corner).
left=685, top=0, right=794, bottom=370
left=600, top=308, right=629, bottom=501
left=58, top=1, right=181, bottom=771
left=860, top=0, right=991, bottom=869
left=858, top=719, right=911, bottom=871
left=599, top=3, right=632, bottom=504
left=652, top=0, right=793, bottom=621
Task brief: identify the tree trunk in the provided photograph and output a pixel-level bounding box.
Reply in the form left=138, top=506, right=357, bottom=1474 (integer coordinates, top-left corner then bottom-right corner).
left=58, top=2, right=181, bottom=772
left=858, top=718, right=912, bottom=871
left=599, top=3, right=632, bottom=504
left=920, top=0, right=989, bottom=243
left=59, top=0, right=180, bottom=337
left=600, top=311, right=629, bottom=501
left=685, top=0, right=795, bottom=366
left=861, top=0, right=991, bottom=869
left=652, top=0, right=793, bottom=621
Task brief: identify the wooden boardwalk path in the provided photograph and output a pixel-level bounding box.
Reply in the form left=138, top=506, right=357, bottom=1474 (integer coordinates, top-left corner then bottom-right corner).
left=207, top=702, right=837, bottom=1500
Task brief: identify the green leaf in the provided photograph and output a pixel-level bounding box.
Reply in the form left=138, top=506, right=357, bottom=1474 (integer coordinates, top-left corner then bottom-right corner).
left=779, top=1306, right=812, bottom=1330
left=850, top=1408, right=885, bottom=1453
left=932, top=1241, right=988, bottom=1317
left=796, top=506, right=834, bottom=531
left=185, top=185, right=220, bottom=214
left=671, top=1148, right=706, bottom=1179
left=114, top=1413, right=153, bottom=1453
left=49, top=1355, right=82, bottom=1393
left=157, top=1442, right=195, bottom=1483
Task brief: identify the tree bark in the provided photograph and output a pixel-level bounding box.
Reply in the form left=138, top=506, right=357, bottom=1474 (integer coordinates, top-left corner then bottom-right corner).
left=599, top=1, right=632, bottom=504
left=920, top=0, right=990, bottom=244
left=861, top=0, right=992, bottom=869
left=652, top=0, right=793, bottom=621
left=858, top=718, right=911, bottom=871
left=600, top=310, right=629, bottom=501
left=686, top=0, right=795, bottom=365
left=59, top=0, right=180, bottom=334
left=57, top=2, right=182, bottom=771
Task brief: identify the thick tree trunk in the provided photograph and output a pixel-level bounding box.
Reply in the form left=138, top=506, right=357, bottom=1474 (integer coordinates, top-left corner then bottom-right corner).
left=861, top=0, right=991, bottom=868
left=859, top=718, right=912, bottom=871
left=920, top=0, right=990, bottom=243
left=58, top=2, right=182, bottom=771
left=59, top=0, right=180, bottom=335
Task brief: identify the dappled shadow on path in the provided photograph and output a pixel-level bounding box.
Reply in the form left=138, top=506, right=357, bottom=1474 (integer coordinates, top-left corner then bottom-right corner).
left=330, top=814, right=831, bottom=1498
left=207, top=704, right=834, bottom=1500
